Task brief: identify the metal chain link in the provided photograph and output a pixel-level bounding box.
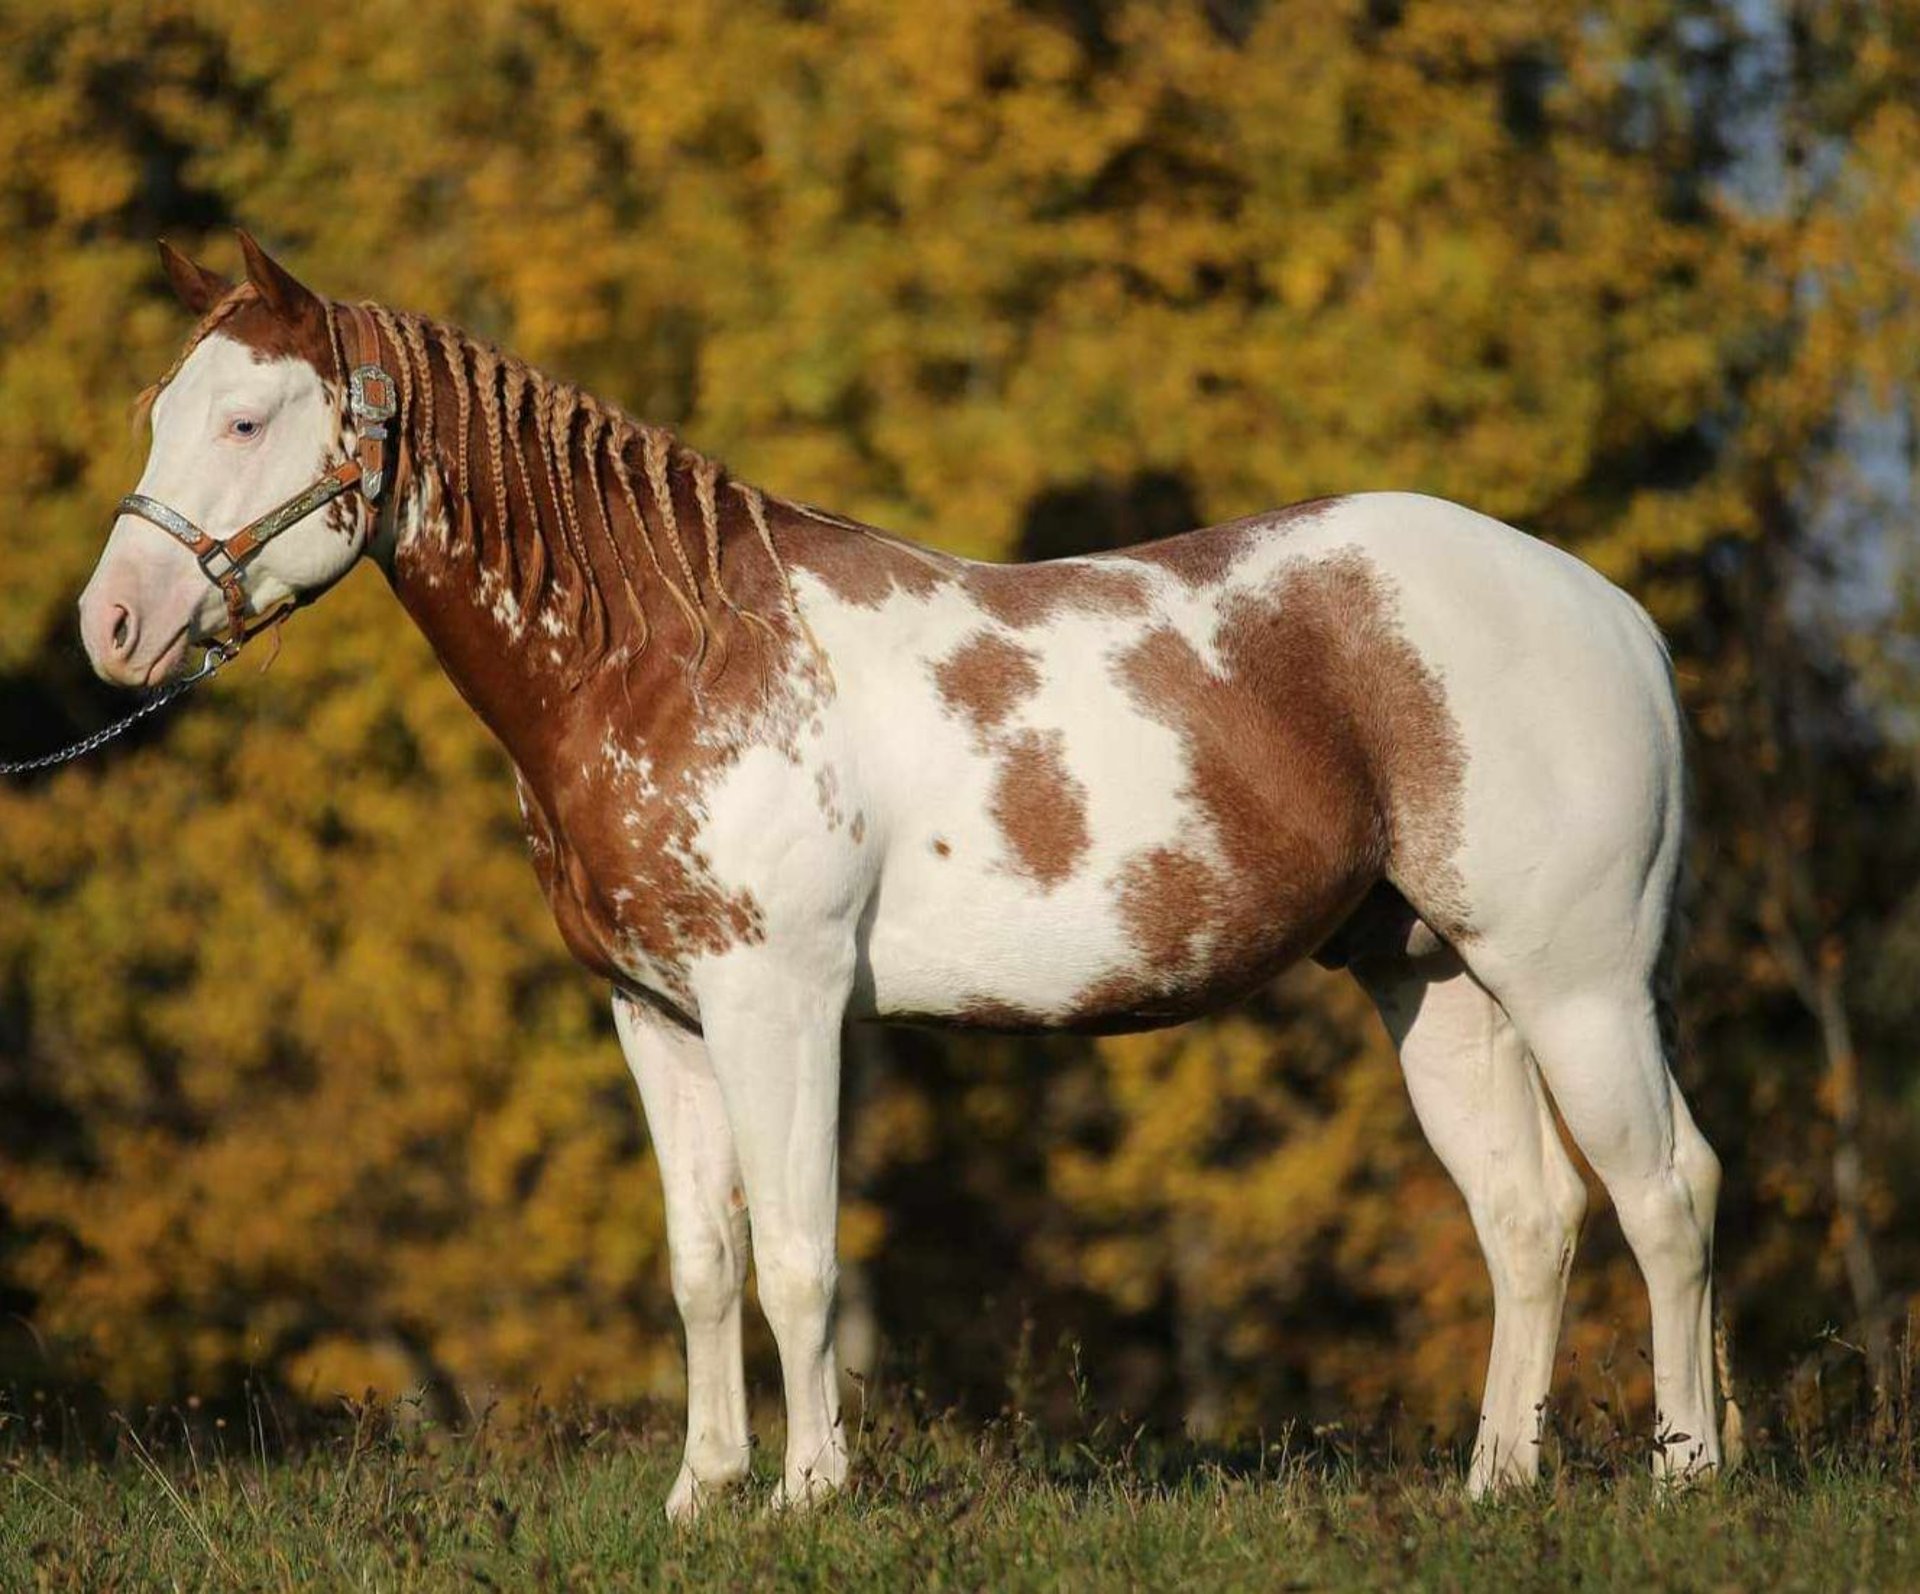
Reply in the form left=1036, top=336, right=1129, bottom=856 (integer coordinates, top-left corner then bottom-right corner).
left=0, top=650, right=227, bottom=777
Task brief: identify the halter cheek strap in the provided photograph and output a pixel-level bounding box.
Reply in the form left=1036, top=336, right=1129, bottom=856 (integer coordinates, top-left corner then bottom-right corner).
left=114, top=305, right=399, bottom=659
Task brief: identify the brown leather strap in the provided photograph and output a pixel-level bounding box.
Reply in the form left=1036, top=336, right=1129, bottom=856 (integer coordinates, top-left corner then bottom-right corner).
left=221, top=571, right=250, bottom=649
left=336, top=304, right=396, bottom=511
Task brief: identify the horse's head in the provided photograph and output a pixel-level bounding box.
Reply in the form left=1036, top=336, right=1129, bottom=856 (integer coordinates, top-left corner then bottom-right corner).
left=79, top=235, right=368, bottom=686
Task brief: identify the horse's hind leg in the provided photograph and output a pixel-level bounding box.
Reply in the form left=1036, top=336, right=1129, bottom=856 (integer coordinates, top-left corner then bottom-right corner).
left=1356, top=951, right=1587, bottom=1493
left=1480, top=969, right=1722, bottom=1480
left=613, top=994, right=752, bottom=1521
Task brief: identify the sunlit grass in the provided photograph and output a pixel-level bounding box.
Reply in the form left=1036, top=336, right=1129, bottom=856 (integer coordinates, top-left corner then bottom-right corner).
left=2, top=1382, right=1916, bottom=1592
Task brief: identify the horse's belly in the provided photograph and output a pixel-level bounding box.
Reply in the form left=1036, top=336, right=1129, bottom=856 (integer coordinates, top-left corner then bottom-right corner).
left=855, top=832, right=1375, bottom=1033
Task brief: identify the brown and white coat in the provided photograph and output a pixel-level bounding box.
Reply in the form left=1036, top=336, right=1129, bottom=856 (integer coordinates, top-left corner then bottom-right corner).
left=80, top=238, right=1726, bottom=1517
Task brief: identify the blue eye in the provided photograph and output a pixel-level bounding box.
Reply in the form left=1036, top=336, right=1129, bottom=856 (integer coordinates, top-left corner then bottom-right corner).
left=231, top=417, right=260, bottom=437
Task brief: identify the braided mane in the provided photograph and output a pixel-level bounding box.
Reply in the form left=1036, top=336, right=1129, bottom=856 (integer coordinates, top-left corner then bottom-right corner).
left=350, top=299, right=794, bottom=676
left=142, top=283, right=796, bottom=678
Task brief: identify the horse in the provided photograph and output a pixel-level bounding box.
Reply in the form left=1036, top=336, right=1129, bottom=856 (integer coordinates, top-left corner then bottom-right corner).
left=77, top=234, right=1725, bottom=1518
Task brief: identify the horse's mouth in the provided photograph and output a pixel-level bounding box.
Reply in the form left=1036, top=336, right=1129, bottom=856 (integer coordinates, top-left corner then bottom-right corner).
left=139, top=628, right=191, bottom=686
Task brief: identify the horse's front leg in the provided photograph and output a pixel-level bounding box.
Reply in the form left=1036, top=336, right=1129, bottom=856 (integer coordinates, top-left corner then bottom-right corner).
left=695, top=946, right=853, bottom=1508
left=612, top=993, right=752, bottom=1522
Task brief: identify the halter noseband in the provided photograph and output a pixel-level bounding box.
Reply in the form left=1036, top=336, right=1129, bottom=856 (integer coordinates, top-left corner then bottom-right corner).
left=115, top=306, right=399, bottom=660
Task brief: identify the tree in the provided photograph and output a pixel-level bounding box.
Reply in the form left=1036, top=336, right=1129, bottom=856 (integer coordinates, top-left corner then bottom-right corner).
left=0, top=0, right=1914, bottom=1446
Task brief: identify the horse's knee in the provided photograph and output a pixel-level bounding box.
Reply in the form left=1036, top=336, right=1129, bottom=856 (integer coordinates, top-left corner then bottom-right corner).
left=671, top=1224, right=746, bottom=1327
left=756, top=1241, right=837, bottom=1342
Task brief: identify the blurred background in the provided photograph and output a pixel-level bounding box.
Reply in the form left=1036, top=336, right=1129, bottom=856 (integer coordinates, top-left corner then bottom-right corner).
left=1, top=0, right=1918, bottom=1453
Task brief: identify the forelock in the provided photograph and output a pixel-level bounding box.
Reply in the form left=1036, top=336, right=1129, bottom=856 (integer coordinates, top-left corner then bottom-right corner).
left=135, top=283, right=338, bottom=425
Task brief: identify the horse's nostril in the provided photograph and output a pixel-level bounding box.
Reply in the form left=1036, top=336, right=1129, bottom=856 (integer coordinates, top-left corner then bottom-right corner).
left=105, top=603, right=137, bottom=659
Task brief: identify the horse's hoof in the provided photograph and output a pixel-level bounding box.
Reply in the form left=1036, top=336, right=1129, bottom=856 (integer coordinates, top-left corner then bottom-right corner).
left=665, top=1463, right=746, bottom=1524
left=766, top=1466, right=845, bottom=1515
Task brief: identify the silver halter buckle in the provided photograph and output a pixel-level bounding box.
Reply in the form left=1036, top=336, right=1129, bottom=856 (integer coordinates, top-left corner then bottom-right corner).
left=348, top=363, right=397, bottom=500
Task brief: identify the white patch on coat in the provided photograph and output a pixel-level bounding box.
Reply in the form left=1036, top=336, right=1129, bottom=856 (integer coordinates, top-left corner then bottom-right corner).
left=779, top=569, right=1202, bottom=1020
left=479, top=567, right=525, bottom=638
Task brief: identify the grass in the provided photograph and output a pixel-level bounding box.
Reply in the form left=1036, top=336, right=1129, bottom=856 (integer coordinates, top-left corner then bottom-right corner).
left=3, top=1386, right=1918, bottom=1593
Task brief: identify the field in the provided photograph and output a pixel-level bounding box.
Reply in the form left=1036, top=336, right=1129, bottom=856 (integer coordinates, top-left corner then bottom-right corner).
left=3, top=1390, right=1915, bottom=1592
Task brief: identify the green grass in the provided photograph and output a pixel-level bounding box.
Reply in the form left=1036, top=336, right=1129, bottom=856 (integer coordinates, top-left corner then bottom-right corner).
left=3, top=1398, right=1916, bottom=1591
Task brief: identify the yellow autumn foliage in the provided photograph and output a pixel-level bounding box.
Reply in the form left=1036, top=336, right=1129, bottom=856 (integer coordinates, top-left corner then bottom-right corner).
left=0, top=0, right=1917, bottom=1439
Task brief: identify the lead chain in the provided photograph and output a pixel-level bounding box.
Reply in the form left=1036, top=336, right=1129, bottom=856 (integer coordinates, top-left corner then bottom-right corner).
left=0, top=649, right=226, bottom=777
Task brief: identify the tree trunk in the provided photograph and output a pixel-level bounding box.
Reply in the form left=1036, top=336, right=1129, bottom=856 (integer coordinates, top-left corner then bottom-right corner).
left=1171, top=1217, right=1226, bottom=1442
left=1810, top=940, right=1890, bottom=1416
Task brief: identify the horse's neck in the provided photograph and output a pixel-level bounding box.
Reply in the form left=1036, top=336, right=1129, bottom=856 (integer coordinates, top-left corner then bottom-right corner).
left=380, top=480, right=579, bottom=780
left=351, top=309, right=922, bottom=786
left=378, top=454, right=807, bottom=796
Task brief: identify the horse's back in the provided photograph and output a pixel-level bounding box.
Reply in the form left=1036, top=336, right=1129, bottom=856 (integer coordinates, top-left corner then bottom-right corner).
left=765, top=491, right=1681, bottom=1029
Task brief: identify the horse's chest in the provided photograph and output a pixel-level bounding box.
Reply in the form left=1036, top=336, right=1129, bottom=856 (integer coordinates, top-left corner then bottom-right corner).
left=514, top=773, right=626, bottom=984
left=513, top=769, right=763, bottom=1011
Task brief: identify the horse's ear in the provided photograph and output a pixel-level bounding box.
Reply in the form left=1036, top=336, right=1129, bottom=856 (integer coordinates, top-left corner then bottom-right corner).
left=236, top=229, right=322, bottom=327
left=157, top=240, right=231, bottom=316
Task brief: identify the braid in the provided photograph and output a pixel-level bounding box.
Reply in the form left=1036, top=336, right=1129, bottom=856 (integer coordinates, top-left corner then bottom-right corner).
left=471, top=344, right=520, bottom=597
left=501, top=362, right=547, bottom=611
left=534, top=380, right=583, bottom=630
left=609, top=425, right=705, bottom=650
left=395, top=313, right=436, bottom=459
left=435, top=324, right=471, bottom=499
left=548, top=385, right=608, bottom=659
left=580, top=408, right=649, bottom=655
left=641, top=426, right=704, bottom=615
left=324, top=300, right=349, bottom=392
left=689, top=452, right=739, bottom=616
left=731, top=479, right=798, bottom=614
left=436, top=325, right=485, bottom=575
left=367, top=304, right=414, bottom=428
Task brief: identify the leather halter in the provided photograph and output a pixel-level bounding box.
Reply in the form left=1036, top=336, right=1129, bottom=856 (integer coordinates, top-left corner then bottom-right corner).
left=115, top=304, right=399, bottom=659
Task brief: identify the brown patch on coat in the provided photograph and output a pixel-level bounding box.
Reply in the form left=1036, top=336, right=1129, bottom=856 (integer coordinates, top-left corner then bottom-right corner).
left=1069, top=547, right=1467, bottom=1027
left=390, top=462, right=807, bottom=1009
left=932, top=837, right=951, bottom=857
left=962, top=560, right=1151, bottom=628
left=927, top=629, right=1090, bottom=892
left=161, top=284, right=336, bottom=381
left=774, top=500, right=953, bottom=608
left=225, top=294, right=335, bottom=369
left=380, top=392, right=815, bottom=1010
left=989, top=729, right=1090, bottom=889
left=1119, top=498, right=1343, bottom=590
left=1069, top=848, right=1227, bottom=1029
left=932, top=631, right=1042, bottom=735
left=815, top=763, right=845, bottom=828
left=1113, top=847, right=1223, bottom=975
left=949, top=996, right=1058, bottom=1032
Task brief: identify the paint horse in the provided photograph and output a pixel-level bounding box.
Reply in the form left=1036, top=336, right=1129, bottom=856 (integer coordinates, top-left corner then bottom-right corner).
left=80, top=236, right=1724, bottom=1517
